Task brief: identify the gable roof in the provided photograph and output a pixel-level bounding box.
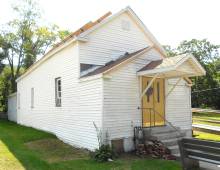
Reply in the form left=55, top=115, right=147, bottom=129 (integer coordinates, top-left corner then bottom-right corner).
left=51, top=11, right=112, bottom=53
left=17, top=6, right=166, bottom=82
left=138, top=60, right=163, bottom=72
left=16, top=12, right=112, bottom=82
left=81, top=47, right=149, bottom=78
left=78, top=6, right=166, bottom=56
left=138, top=54, right=206, bottom=78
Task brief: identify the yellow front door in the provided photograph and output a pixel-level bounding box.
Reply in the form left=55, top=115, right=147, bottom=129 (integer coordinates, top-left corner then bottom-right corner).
left=142, top=77, right=165, bottom=127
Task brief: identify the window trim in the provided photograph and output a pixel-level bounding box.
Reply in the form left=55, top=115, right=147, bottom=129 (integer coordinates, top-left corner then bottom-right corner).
left=55, top=77, right=62, bottom=107
left=31, top=87, right=34, bottom=108
left=17, top=93, right=20, bottom=109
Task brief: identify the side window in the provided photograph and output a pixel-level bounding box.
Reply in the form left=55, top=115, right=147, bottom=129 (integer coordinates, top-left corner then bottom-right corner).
left=17, top=93, right=20, bottom=109
left=55, top=77, right=61, bottom=107
left=31, top=88, right=34, bottom=108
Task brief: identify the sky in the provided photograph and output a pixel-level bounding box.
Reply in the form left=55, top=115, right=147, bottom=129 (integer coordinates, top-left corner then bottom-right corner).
left=0, top=0, right=220, bottom=47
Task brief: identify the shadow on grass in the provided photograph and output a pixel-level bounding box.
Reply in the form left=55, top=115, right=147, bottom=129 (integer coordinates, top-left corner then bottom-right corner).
left=0, top=120, right=182, bottom=170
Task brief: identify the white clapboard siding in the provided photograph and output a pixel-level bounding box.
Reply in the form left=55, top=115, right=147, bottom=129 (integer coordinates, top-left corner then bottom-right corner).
left=14, top=7, right=194, bottom=151
left=8, top=93, right=17, bottom=122
left=103, top=49, right=164, bottom=139
left=17, top=43, right=103, bottom=150
left=79, top=12, right=152, bottom=65
left=165, top=78, right=192, bottom=130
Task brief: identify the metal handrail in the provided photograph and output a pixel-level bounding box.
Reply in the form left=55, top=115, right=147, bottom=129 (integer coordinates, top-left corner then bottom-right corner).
left=138, top=107, right=182, bottom=136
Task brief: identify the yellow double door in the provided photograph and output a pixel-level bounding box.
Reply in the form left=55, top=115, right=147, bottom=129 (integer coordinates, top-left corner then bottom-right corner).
left=142, top=77, right=165, bottom=127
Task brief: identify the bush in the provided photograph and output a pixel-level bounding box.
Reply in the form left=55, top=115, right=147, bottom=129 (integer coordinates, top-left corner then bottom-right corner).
left=91, top=144, right=115, bottom=162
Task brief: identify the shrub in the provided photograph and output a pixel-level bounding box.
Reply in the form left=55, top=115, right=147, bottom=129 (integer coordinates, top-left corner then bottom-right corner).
left=91, top=144, right=115, bottom=162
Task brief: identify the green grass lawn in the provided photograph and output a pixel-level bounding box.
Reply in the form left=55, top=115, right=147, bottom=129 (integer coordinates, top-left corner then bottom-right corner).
left=193, top=112, right=220, bottom=127
left=193, top=112, right=220, bottom=142
left=193, top=131, right=220, bottom=142
left=0, top=120, right=181, bottom=170
left=193, top=112, right=220, bottom=121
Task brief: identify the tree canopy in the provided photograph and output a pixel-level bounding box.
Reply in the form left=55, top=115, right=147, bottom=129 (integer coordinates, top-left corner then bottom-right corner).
left=0, top=0, right=70, bottom=111
left=165, top=39, right=220, bottom=109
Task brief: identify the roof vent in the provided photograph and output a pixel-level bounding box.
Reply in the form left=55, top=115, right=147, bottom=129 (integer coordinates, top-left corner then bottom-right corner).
left=121, top=20, right=130, bottom=31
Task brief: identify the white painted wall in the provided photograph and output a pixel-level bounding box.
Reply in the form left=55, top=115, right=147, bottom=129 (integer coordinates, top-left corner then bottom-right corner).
left=17, top=43, right=103, bottom=150
left=102, top=49, right=192, bottom=143
left=79, top=12, right=153, bottom=65
left=165, top=78, right=192, bottom=130
left=14, top=9, right=192, bottom=152
left=8, top=93, right=17, bottom=122
left=103, top=49, right=163, bottom=140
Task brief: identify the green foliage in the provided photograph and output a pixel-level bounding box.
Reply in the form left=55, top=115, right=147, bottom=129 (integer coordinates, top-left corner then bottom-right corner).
left=0, top=0, right=70, bottom=111
left=163, top=45, right=177, bottom=57
left=165, top=39, right=220, bottom=109
left=58, top=30, right=71, bottom=40
left=0, top=67, right=12, bottom=112
left=91, top=144, right=115, bottom=162
left=92, top=122, right=114, bottom=162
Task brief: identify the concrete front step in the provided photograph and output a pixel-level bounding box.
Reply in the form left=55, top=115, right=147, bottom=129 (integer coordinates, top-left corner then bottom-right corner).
left=168, top=145, right=179, bottom=154
left=143, top=126, right=185, bottom=156
left=144, top=126, right=180, bottom=135
left=161, top=137, right=181, bottom=146
left=155, top=131, right=185, bottom=140
left=173, top=153, right=181, bottom=159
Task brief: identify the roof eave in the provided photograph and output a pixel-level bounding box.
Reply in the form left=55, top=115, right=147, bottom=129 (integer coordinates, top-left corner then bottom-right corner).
left=102, top=46, right=153, bottom=75
left=16, top=37, right=79, bottom=82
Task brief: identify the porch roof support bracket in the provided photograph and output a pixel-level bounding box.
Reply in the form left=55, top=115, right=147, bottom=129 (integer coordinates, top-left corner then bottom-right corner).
left=165, top=77, right=182, bottom=98
left=141, top=73, right=159, bottom=99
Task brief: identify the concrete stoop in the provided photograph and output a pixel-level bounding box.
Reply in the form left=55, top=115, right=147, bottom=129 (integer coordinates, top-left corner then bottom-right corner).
left=144, top=126, right=185, bottom=158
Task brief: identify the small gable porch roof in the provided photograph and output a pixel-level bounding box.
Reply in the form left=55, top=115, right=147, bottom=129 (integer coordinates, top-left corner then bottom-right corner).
left=137, top=54, right=206, bottom=78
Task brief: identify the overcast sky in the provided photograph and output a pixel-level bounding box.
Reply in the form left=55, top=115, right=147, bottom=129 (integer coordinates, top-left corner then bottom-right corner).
left=0, top=0, right=220, bottom=47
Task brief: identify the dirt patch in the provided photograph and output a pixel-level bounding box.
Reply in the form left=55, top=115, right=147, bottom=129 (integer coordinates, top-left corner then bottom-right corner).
left=25, top=138, right=89, bottom=163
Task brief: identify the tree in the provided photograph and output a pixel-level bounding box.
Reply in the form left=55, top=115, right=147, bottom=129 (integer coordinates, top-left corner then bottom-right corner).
left=58, top=30, right=71, bottom=40
left=0, top=0, right=68, bottom=92
left=163, top=45, right=177, bottom=57
left=0, top=0, right=70, bottom=111
left=165, top=39, right=220, bottom=109
left=0, top=67, right=13, bottom=112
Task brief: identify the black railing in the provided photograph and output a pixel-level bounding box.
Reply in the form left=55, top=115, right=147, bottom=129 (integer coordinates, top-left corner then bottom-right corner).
left=137, top=107, right=182, bottom=135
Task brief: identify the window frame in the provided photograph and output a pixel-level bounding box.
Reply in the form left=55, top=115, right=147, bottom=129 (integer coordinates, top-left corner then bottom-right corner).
left=31, top=87, right=34, bottom=108
left=17, top=93, right=20, bottom=109
left=55, top=77, right=62, bottom=107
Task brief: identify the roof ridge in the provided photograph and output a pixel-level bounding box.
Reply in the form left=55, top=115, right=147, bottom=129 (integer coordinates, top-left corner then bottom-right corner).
left=52, top=11, right=112, bottom=53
